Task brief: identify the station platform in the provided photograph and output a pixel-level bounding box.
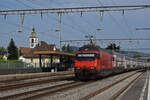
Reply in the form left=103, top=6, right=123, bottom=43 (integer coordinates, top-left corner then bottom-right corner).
left=120, top=70, right=149, bottom=100
left=0, top=71, right=73, bottom=81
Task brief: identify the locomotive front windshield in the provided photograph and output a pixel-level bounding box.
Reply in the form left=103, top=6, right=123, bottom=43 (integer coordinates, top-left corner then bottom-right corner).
left=76, top=53, right=100, bottom=61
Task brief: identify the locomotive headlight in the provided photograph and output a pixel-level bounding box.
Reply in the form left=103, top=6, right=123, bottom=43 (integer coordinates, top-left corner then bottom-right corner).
left=76, top=67, right=80, bottom=69
left=90, top=67, right=95, bottom=69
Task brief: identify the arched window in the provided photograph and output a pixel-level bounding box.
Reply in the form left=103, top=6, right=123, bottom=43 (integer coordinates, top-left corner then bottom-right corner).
left=32, top=39, right=34, bottom=43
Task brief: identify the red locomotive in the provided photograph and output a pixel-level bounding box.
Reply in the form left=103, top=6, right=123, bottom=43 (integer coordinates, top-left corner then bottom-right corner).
left=74, top=44, right=114, bottom=79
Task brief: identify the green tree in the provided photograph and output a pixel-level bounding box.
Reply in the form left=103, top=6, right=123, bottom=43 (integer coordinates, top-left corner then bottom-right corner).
left=106, top=43, right=120, bottom=52
left=67, top=44, right=73, bottom=53
left=0, top=47, right=7, bottom=60
left=0, top=47, right=7, bottom=55
left=18, top=48, right=23, bottom=57
left=7, top=38, right=18, bottom=60
left=133, top=53, right=141, bottom=58
left=62, top=45, right=66, bottom=52
left=61, top=44, right=73, bottom=53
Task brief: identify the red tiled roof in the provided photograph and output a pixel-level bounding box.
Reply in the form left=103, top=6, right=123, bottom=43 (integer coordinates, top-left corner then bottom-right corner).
left=23, top=41, right=57, bottom=58
left=20, top=47, right=32, bottom=56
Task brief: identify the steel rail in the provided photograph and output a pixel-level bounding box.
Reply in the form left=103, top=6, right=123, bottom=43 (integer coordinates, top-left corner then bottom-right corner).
left=0, top=75, right=74, bottom=91
left=21, top=81, right=89, bottom=100
left=0, top=71, right=73, bottom=84
left=0, top=81, right=79, bottom=100
left=0, top=81, right=93, bottom=100
left=80, top=72, right=142, bottom=100
left=109, top=72, right=144, bottom=100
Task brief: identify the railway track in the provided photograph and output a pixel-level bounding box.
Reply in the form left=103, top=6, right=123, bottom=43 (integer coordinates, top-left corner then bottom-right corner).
left=0, top=71, right=143, bottom=100
left=0, top=71, right=73, bottom=84
left=80, top=71, right=143, bottom=100
left=0, top=74, right=74, bottom=92
left=0, top=80, right=93, bottom=100
left=109, top=71, right=148, bottom=100
left=0, top=75, right=74, bottom=92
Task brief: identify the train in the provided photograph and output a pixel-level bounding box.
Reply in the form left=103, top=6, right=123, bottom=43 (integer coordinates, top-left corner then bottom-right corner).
left=74, top=44, right=150, bottom=80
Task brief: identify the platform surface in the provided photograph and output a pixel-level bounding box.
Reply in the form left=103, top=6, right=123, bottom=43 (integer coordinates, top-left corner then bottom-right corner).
left=120, top=70, right=149, bottom=100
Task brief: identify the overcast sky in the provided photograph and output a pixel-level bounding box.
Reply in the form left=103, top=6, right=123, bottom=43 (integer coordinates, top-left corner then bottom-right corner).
left=0, top=0, right=150, bottom=53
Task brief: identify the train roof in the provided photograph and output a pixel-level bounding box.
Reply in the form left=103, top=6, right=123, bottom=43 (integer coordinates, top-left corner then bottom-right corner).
left=78, top=44, right=101, bottom=51
left=78, top=44, right=144, bottom=59
left=78, top=44, right=115, bottom=54
left=78, top=44, right=128, bottom=56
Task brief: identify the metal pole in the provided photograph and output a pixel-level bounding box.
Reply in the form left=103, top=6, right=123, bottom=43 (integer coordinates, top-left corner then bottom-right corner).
left=58, top=13, right=62, bottom=51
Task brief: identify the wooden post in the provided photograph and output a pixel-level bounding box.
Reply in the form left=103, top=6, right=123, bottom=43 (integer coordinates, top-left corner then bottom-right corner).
left=39, top=54, right=42, bottom=68
left=50, top=55, right=53, bottom=67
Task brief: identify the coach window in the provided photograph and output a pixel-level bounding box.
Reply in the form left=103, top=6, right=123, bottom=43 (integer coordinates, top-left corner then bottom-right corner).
left=112, top=57, right=115, bottom=61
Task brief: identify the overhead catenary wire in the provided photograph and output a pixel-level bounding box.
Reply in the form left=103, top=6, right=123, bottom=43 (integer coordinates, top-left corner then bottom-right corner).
left=16, top=0, right=33, bottom=8
left=109, top=0, right=135, bottom=35
left=1, top=0, right=150, bottom=48
left=13, top=0, right=91, bottom=46
left=24, top=0, right=91, bottom=35
left=8, top=1, right=61, bottom=39
left=0, top=5, right=148, bottom=15
left=26, top=0, right=95, bottom=34
left=107, top=0, right=150, bottom=51
left=97, top=0, right=129, bottom=36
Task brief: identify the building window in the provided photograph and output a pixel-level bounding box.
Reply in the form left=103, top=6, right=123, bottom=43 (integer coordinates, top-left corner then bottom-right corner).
left=31, top=43, right=34, bottom=47
left=31, top=39, right=34, bottom=43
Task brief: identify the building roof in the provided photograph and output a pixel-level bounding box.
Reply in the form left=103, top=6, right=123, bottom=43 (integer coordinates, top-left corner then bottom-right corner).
left=24, top=41, right=57, bottom=58
left=20, top=47, right=32, bottom=56
left=34, top=41, right=56, bottom=51
left=34, top=51, right=75, bottom=57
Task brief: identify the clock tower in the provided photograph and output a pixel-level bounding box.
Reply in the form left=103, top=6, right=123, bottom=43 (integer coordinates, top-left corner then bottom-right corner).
left=29, top=28, right=38, bottom=48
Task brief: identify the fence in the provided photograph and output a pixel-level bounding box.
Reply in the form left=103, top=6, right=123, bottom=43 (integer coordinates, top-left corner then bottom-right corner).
left=0, top=62, right=41, bottom=68
left=0, top=62, right=42, bottom=75
left=0, top=62, right=74, bottom=74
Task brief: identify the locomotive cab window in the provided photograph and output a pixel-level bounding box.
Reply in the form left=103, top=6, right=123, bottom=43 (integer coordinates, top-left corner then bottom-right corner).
left=76, top=53, right=100, bottom=61
left=112, top=57, right=115, bottom=61
left=96, top=54, right=100, bottom=59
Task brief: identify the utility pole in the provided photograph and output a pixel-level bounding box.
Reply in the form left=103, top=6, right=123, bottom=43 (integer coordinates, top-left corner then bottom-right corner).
left=58, top=13, right=62, bottom=51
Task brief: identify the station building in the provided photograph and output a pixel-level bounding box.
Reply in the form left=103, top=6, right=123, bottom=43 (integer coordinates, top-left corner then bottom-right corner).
left=19, top=28, right=75, bottom=71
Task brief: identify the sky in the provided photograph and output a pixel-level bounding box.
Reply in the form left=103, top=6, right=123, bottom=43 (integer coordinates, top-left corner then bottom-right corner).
left=0, top=0, right=150, bottom=53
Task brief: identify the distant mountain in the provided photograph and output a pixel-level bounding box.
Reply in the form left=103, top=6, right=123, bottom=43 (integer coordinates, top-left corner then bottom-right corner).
left=119, top=50, right=150, bottom=58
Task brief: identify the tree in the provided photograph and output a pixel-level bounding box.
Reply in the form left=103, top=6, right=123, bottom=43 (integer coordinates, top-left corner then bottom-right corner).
left=0, top=47, right=7, bottom=56
left=18, top=48, right=23, bottom=57
left=106, top=43, right=120, bottom=52
left=61, top=44, right=73, bottom=53
left=67, top=44, right=73, bottom=53
left=133, top=53, right=141, bottom=58
left=0, top=47, right=7, bottom=60
left=62, top=45, right=66, bottom=52
left=7, top=38, right=18, bottom=60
